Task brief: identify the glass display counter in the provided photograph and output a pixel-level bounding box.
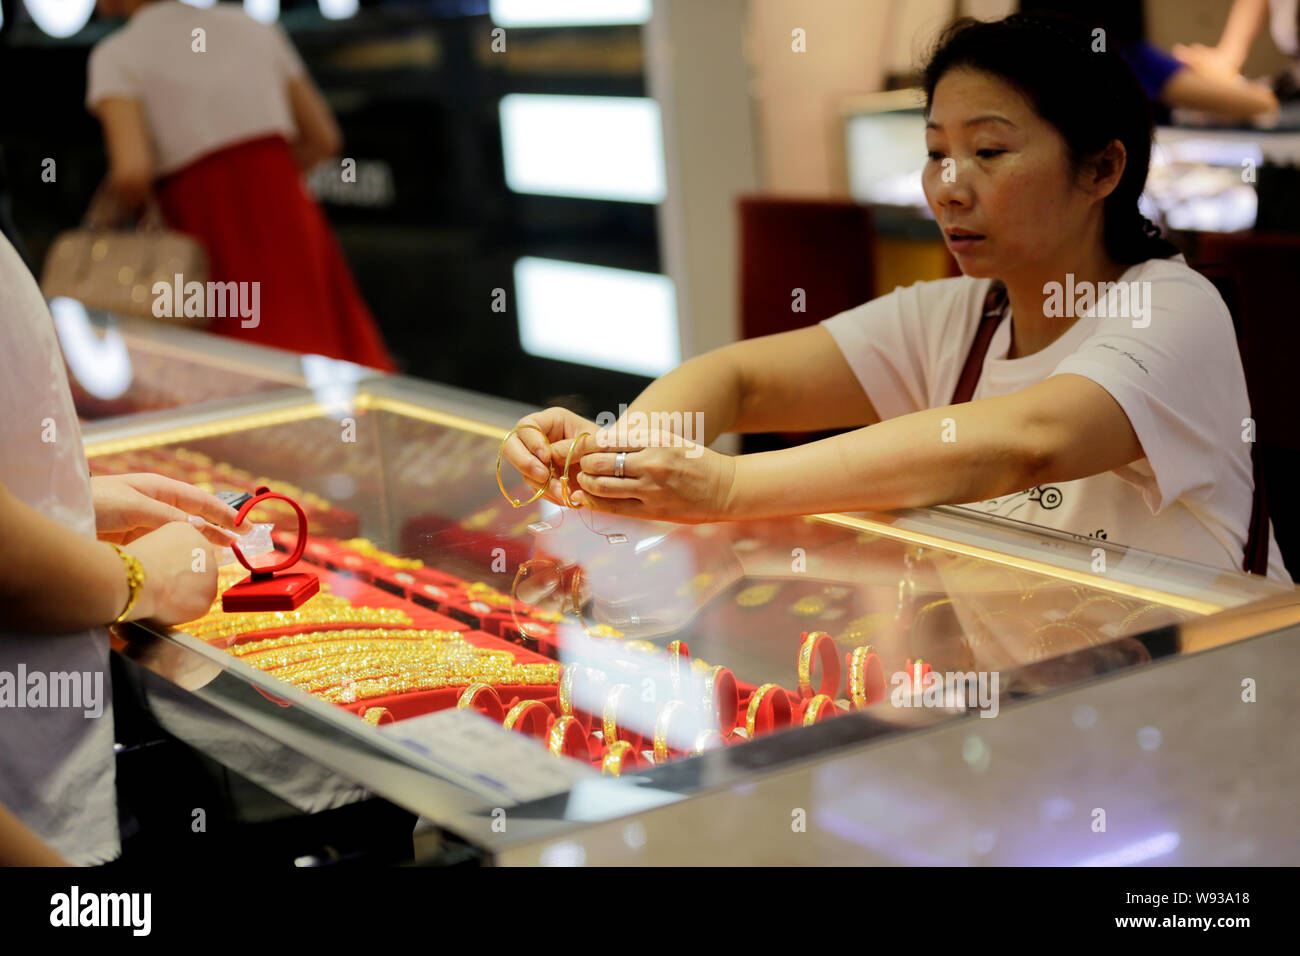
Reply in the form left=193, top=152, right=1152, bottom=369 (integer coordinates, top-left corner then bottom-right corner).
left=55, top=309, right=352, bottom=422
left=82, top=342, right=1300, bottom=864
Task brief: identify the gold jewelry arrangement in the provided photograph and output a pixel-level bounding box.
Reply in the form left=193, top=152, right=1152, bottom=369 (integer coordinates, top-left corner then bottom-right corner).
left=338, top=538, right=424, bottom=571
left=735, top=583, right=780, bottom=608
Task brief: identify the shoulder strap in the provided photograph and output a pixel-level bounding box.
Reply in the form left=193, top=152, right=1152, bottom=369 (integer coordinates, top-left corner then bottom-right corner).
left=950, top=281, right=1008, bottom=406
left=949, top=281, right=1271, bottom=576
left=1244, top=439, right=1270, bottom=576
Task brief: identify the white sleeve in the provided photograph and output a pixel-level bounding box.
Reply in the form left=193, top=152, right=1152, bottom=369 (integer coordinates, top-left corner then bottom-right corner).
left=819, top=277, right=977, bottom=420
left=85, top=41, right=139, bottom=109
left=1050, top=270, right=1247, bottom=514
left=269, top=23, right=308, bottom=80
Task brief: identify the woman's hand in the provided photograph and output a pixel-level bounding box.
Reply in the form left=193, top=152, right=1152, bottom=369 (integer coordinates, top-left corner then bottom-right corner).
left=502, top=406, right=601, bottom=506
left=570, top=428, right=737, bottom=523
left=121, top=522, right=219, bottom=625
left=93, top=473, right=251, bottom=546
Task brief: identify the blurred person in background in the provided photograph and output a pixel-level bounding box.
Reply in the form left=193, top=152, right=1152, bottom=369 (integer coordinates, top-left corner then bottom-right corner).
left=86, top=0, right=395, bottom=370
left=1174, top=0, right=1299, bottom=86
left=1024, top=0, right=1278, bottom=122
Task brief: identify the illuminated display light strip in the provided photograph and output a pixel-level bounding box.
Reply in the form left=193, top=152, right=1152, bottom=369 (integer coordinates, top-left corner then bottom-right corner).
left=513, top=256, right=679, bottom=377
left=810, top=511, right=1226, bottom=615
left=22, top=0, right=95, bottom=38
left=499, top=94, right=666, bottom=203
left=243, top=0, right=279, bottom=23
left=82, top=403, right=336, bottom=459
left=489, top=0, right=650, bottom=27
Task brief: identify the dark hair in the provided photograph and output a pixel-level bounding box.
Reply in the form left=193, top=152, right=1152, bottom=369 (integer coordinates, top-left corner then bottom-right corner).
left=921, top=13, right=1179, bottom=265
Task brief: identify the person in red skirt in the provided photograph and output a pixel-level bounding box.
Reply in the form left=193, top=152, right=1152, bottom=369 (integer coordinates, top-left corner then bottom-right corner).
left=86, top=0, right=395, bottom=371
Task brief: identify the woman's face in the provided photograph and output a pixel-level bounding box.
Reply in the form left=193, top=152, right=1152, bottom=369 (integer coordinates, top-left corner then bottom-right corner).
left=922, top=67, right=1100, bottom=279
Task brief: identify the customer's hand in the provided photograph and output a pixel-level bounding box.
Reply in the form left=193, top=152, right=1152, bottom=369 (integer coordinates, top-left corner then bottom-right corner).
left=502, top=407, right=601, bottom=505
left=568, top=428, right=737, bottom=524
left=121, top=522, right=219, bottom=625
left=93, top=473, right=251, bottom=546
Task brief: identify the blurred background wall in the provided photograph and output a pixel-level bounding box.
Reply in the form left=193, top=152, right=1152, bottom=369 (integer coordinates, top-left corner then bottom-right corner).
left=1, top=0, right=1293, bottom=418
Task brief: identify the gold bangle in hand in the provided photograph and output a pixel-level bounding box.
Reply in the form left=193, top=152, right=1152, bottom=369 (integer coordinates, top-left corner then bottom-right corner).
left=496, top=423, right=553, bottom=508
left=561, top=431, right=591, bottom=508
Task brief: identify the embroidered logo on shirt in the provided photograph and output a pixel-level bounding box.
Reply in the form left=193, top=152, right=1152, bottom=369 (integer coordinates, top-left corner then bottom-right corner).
left=1093, top=342, right=1149, bottom=374
left=978, top=484, right=1064, bottom=517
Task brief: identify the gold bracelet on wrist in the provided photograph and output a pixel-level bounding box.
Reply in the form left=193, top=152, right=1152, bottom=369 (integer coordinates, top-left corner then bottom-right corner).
left=108, top=544, right=146, bottom=624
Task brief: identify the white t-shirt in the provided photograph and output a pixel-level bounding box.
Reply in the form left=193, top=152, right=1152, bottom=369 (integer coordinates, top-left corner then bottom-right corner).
left=821, top=255, right=1291, bottom=583
left=0, top=234, right=119, bottom=864
left=86, top=1, right=307, bottom=175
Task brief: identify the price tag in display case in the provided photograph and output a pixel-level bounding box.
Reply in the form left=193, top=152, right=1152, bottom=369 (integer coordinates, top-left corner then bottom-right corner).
left=380, top=708, right=599, bottom=804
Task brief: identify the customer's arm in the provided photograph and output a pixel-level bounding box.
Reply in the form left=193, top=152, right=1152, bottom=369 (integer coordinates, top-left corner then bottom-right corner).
left=287, top=76, right=343, bottom=171
left=0, top=480, right=217, bottom=634
left=93, top=97, right=154, bottom=212
left=1161, top=67, right=1279, bottom=120
left=1174, top=0, right=1269, bottom=78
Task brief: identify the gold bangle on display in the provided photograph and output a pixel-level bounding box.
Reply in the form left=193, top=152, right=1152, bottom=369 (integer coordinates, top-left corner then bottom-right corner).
left=1029, top=620, right=1097, bottom=661
left=602, top=740, right=640, bottom=776
left=503, top=699, right=551, bottom=739
left=457, top=683, right=505, bottom=722
left=796, top=631, right=841, bottom=699
left=557, top=666, right=577, bottom=717
left=1065, top=595, right=1132, bottom=620
left=652, top=700, right=687, bottom=764
left=1118, top=604, right=1178, bottom=634
left=548, top=715, right=589, bottom=760
left=802, top=694, right=837, bottom=726
left=699, top=665, right=738, bottom=734
left=495, top=423, right=552, bottom=508
left=602, top=683, right=635, bottom=744
left=360, top=707, right=392, bottom=726
left=847, top=645, right=884, bottom=709
left=745, top=683, right=792, bottom=738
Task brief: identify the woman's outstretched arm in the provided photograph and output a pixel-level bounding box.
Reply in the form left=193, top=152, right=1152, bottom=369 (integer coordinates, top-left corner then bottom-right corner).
left=571, top=373, right=1143, bottom=523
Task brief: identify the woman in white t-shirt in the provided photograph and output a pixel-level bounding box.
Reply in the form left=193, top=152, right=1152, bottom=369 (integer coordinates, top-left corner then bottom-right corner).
left=503, top=13, right=1291, bottom=583
left=0, top=228, right=247, bottom=864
